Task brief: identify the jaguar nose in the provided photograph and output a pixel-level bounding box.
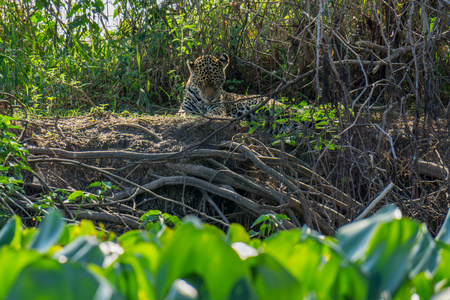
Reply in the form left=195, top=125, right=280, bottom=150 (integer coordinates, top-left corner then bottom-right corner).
left=205, top=95, right=216, bottom=102
left=203, top=87, right=218, bottom=102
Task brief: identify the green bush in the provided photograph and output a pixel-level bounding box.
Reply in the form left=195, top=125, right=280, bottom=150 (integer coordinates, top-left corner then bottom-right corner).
left=1, top=205, right=450, bottom=299
left=0, top=115, right=31, bottom=226
left=3, top=0, right=446, bottom=116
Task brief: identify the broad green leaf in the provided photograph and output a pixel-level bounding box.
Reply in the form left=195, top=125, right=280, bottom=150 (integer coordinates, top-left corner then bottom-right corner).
left=60, top=219, right=110, bottom=245
left=337, top=205, right=402, bottom=262
left=22, top=227, right=38, bottom=246
left=119, top=229, right=159, bottom=249
left=156, top=222, right=249, bottom=300
left=436, top=207, right=450, bottom=244
left=264, top=230, right=367, bottom=300
left=104, top=243, right=159, bottom=300
left=228, top=278, right=259, bottom=300
left=432, top=247, right=450, bottom=291
left=245, top=253, right=304, bottom=300
left=0, top=247, right=41, bottom=299
left=228, top=223, right=250, bottom=244
left=4, top=258, right=123, bottom=300
left=338, top=205, right=439, bottom=299
left=251, top=215, right=271, bottom=227
left=0, top=215, right=22, bottom=249
left=28, top=209, right=64, bottom=253
left=394, top=272, right=434, bottom=300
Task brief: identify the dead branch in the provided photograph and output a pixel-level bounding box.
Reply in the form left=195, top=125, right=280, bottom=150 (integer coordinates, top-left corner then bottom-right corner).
left=227, top=141, right=316, bottom=226
left=72, top=210, right=140, bottom=229
left=201, top=190, right=230, bottom=225
left=417, top=161, right=449, bottom=179
left=354, top=182, right=395, bottom=221
left=27, top=146, right=246, bottom=162
left=167, top=162, right=348, bottom=224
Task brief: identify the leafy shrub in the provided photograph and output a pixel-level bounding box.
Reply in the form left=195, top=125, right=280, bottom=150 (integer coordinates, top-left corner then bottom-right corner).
left=1, top=206, right=450, bottom=299
left=247, top=101, right=346, bottom=150
left=0, top=115, right=30, bottom=190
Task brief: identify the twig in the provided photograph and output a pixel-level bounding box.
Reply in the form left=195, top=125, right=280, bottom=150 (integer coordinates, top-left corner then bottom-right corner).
left=201, top=190, right=230, bottom=225
left=374, top=124, right=397, bottom=160
left=0, top=193, right=16, bottom=215
left=354, top=182, right=395, bottom=221
left=4, top=192, right=33, bottom=218
left=54, top=116, right=66, bottom=140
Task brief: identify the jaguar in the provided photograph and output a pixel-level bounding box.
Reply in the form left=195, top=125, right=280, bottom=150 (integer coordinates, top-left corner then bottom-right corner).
left=177, top=53, right=283, bottom=119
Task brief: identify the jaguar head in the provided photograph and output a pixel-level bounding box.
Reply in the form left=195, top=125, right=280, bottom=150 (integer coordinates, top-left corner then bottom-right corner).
left=186, top=53, right=229, bottom=104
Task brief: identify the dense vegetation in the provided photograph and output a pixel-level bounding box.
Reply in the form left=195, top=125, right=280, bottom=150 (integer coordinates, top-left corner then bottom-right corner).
left=1, top=0, right=448, bottom=114
left=1, top=206, right=450, bottom=300
left=0, top=0, right=450, bottom=298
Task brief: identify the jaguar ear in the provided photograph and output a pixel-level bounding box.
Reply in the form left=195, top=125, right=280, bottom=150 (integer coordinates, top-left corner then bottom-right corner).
left=187, top=59, right=195, bottom=73
left=219, top=53, right=229, bottom=69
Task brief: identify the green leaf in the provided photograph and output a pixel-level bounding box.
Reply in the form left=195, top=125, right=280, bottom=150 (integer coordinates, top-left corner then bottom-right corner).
left=228, top=223, right=250, bottom=244
left=248, top=124, right=259, bottom=134
left=337, top=205, right=402, bottom=262
left=436, top=207, right=450, bottom=244
left=156, top=222, right=249, bottom=300
left=4, top=258, right=123, bottom=300
left=338, top=205, right=439, bottom=299
left=104, top=243, right=159, bottom=300
left=264, top=229, right=367, bottom=300
left=28, top=210, right=64, bottom=253
left=0, top=247, right=41, bottom=299
left=228, top=278, right=259, bottom=300
left=250, top=215, right=271, bottom=228
left=119, top=230, right=159, bottom=250
left=68, top=15, right=88, bottom=30
left=394, top=271, right=434, bottom=300
left=245, top=253, right=304, bottom=300
left=67, top=190, right=84, bottom=201
left=139, top=210, right=162, bottom=222
left=89, top=181, right=101, bottom=187
left=0, top=215, right=22, bottom=249
left=103, top=181, right=113, bottom=189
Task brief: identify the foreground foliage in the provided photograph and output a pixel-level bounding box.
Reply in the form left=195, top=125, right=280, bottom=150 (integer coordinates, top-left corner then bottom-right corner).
left=1, top=206, right=450, bottom=299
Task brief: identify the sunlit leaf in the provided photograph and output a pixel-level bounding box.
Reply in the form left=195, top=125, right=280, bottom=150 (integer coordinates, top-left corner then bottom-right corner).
left=67, top=190, right=84, bottom=201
